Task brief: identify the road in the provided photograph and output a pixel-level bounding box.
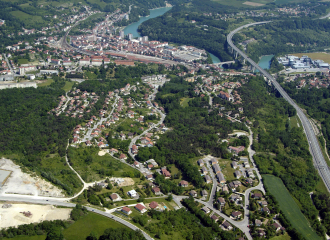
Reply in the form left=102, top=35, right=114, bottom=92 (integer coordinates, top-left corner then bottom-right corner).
left=128, top=88, right=166, bottom=175
left=0, top=195, right=153, bottom=240
left=82, top=94, right=119, bottom=142
left=227, top=21, right=330, bottom=193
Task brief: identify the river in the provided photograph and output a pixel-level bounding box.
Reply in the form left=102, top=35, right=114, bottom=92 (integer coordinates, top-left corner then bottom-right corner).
left=123, top=7, right=172, bottom=38
left=256, top=55, right=274, bottom=72
left=209, top=53, right=221, bottom=64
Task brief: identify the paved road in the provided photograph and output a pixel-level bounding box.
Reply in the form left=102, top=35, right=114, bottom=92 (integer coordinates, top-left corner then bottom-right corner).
left=128, top=88, right=166, bottom=175
left=0, top=196, right=153, bottom=240
left=227, top=22, right=330, bottom=193
left=82, top=94, right=119, bottom=142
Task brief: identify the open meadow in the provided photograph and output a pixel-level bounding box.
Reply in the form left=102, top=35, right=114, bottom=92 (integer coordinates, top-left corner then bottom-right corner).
left=263, top=174, right=322, bottom=240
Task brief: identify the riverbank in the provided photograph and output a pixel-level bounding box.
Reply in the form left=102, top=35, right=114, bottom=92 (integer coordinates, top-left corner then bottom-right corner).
left=123, top=7, right=172, bottom=38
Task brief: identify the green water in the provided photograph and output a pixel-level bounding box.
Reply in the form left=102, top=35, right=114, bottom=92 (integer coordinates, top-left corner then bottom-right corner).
left=123, top=7, right=172, bottom=38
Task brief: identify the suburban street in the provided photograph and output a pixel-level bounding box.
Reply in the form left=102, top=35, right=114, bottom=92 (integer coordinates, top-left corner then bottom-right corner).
left=82, top=94, right=119, bottom=142
left=128, top=87, right=166, bottom=175
left=227, top=21, right=330, bottom=193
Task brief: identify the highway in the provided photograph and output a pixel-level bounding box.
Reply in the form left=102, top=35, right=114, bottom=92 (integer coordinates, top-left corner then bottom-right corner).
left=227, top=21, right=330, bottom=193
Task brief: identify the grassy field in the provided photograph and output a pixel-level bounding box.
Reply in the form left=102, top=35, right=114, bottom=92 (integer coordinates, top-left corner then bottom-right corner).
left=263, top=174, right=322, bottom=240
left=68, top=147, right=140, bottom=182
left=18, top=59, right=29, bottom=65
left=293, top=52, right=330, bottom=64
left=5, top=236, right=45, bottom=240
left=11, top=10, right=44, bottom=23
left=270, top=233, right=291, bottom=240
left=180, top=97, right=193, bottom=108
left=37, top=79, right=54, bottom=87
left=62, top=81, right=74, bottom=92
left=289, top=115, right=301, bottom=128
left=63, top=212, right=126, bottom=240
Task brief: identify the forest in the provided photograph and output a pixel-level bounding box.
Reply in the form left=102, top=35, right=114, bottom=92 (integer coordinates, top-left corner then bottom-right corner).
left=237, top=77, right=325, bottom=237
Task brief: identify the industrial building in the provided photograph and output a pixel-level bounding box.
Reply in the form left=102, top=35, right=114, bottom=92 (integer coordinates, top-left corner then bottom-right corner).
left=278, top=55, right=329, bottom=69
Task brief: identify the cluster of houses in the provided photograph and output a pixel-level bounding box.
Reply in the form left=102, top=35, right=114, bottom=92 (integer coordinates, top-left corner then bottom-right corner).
left=198, top=158, right=226, bottom=185
left=283, top=72, right=330, bottom=89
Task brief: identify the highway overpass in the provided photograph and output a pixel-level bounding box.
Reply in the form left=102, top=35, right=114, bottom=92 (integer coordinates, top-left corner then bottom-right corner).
left=227, top=22, right=330, bottom=193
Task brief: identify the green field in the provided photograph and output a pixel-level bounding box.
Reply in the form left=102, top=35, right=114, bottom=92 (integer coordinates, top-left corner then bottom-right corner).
left=37, top=79, right=54, bottom=87
left=62, top=81, right=74, bottom=92
left=270, top=233, right=291, bottom=240
left=5, top=236, right=45, bottom=240
left=11, top=10, right=44, bottom=23
left=263, top=175, right=321, bottom=240
left=63, top=212, right=127, bottom=240
left=211, top=0, right=309, bottom=7
left=7, top=212, right=128, bottom=240
left=18, top=59, right=29, bottom=65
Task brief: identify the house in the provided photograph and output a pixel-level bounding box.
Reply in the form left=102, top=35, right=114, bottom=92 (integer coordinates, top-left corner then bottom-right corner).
left=273, top=222, right=281, bottom=231
left=127, top=190, right=138, bottom=198
left=202, top=206, right=210, bottom=214
left=211, top=214, right=219, bottom=222
left=161, top=168, right=171, bottom=179
left=222, top=220, right=233, bottom=230
left=133, top=161, right=140, bottom=168
left=228, top=181, right=241, bottom=190
left=216, top=172, right=226, bottom=184
left=219, top=91, right=233, bottom=101
left=179, top=180, right=189, bottom=187
left=231, top=161, right=238, bottom=169
left=190, top=190, right=197, bottom=197
left=201, top=190, right=208, bottom=197
left=211, top=158, right=218, bottom=165
left=261, top=207, right=270, bottom=214
left=231, top=211, right=242, bottom=219
left=234, top=170, right=242, bottom=179
left=110, top=193, right=119, bottom=201
left=229, top=194, right=241, bottom=202
left=217, top=197, right=226, bottom=206
left=252, top=192, right=263, bottom=199
left=255, top=219, right=262, bottom=227
left=198, top=159, right=204, bottom=166
left=212, top=164, right=221, bottom=174
left=119, top=154, right=127, bottom=160
left=221, top=185, right=229, bottom=193
left=146, top=174, right=154, bottom=180
left=245, top=178, right=253, bottom=185
left=135, top=203, right=147, bottom=213
left=149, top=201, right=158, bottom=209
left=201, top=166, right=208, bottom=174
left=258, top=230, right=266, bottom=237
left=122, top=206, right=132, bottom=215
left=259, top=201, right=268, bottom=207
left=229, top=146, right=245, bottom=155
left=152, top=187, right=161, bottom=195
left=205, top=175, right=212, bottom=184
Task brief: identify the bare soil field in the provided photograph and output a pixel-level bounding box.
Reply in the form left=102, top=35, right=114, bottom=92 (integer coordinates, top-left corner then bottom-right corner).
left=0, top=204, right=71, bottom=229
left=0, top=158, right=65, bottom=197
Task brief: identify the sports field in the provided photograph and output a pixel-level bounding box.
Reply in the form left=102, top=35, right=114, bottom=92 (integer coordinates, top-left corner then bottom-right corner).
left=293, top=52, right=330, bottom=64
left=263, top=175, right=322, bottom=240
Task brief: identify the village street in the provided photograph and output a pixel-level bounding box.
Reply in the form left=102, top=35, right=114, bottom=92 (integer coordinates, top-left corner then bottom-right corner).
left=82, top=93, right=119, bottom=142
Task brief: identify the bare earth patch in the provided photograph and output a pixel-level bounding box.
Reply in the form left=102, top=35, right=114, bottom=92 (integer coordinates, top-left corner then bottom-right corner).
left=0, top=204, right=71, bottom=229
left=243, top=1, right=264, bottom=6
left=0, top=158, right=65, bottom=197
left=98, top=150, right=107, bottom=156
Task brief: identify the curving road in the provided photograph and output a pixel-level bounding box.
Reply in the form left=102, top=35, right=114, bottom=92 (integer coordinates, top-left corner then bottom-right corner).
left=0, top=195, right=153, bottom=240
left=227, top=21, right=330, bottom=193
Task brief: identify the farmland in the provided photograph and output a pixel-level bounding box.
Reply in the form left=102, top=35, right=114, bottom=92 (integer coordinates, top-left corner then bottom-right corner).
left=263, top=174, right=321, bottom=240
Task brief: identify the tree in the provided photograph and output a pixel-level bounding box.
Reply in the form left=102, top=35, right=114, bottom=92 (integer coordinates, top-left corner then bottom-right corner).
left=45, top=228, right=63, bottom=240
left=166, top=194, right=173, bottom=201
